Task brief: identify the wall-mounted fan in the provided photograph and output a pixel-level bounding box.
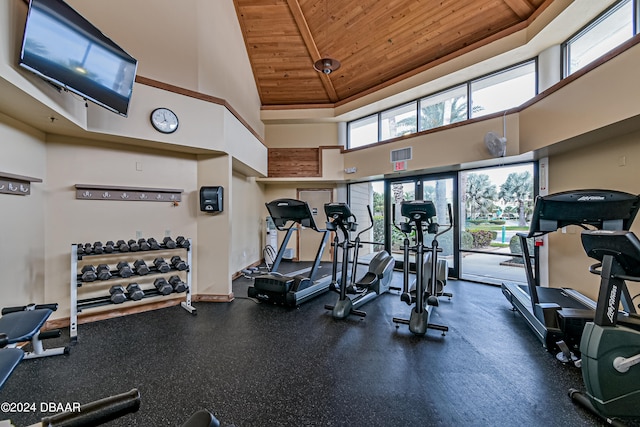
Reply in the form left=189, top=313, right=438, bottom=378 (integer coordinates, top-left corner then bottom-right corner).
left=484, top=114, right=507, bottom=158
left=484, top=131, right=506, bottom=157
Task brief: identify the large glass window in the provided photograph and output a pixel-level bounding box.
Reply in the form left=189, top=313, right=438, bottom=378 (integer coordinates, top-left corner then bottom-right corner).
left=347, top=181, right=385, bottom=259
left=470, top=61, right=536, bottom=118
left=563, top=0, right=634, bottom=77
left=348, top=115, right=378, bottom=149
left=345, top=0, right=639, bottom=150
left=419, top=85, right=467, bottom=131
left=459, top=163, right=535, bottom=285
left=381, top=103, right=417, bottom=140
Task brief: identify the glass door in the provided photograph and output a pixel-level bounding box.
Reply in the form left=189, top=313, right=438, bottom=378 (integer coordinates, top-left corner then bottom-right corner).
left=422, top=176, right=457, bottom=277
left=459, top=163, right=534, bottom=285
left=389, top=180, right=418, bottom=263
left=386, top=174, right=457, bottom=275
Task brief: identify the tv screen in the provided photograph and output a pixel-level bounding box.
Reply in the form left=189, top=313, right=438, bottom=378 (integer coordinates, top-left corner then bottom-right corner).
left=19, top=0, right=138, bottom=116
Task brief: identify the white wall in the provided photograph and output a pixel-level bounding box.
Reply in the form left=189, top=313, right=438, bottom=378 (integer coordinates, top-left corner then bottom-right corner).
left=0, top=113, right=46, bottom=306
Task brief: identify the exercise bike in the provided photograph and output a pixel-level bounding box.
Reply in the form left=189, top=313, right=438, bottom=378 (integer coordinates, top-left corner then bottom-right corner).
left=323, top=202, right=394, bottom=319
left=569, top=229, right=640, bottom=426
left=392, top=200, right=452, bottom=336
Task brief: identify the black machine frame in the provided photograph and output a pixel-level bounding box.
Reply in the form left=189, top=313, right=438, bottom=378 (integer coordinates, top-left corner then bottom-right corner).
left=248, top=198, right=331, bottom=307
left=501, top=189, right=640, bottom=353
left=323, top=202, right=394, bottom=319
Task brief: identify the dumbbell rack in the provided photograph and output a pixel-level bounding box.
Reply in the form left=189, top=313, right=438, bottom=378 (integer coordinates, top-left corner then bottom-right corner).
left=69, top=238, right=195, bottom=343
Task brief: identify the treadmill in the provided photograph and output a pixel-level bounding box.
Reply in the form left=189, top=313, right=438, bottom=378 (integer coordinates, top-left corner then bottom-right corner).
left=248, top=198, right=331, bottom=307
left=501, top=189, right=640, bottom=353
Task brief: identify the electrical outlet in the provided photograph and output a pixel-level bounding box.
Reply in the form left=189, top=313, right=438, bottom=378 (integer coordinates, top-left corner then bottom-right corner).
left=136, top=230, right=143, bottom=239
left=165, top=229, right=171, bottom=237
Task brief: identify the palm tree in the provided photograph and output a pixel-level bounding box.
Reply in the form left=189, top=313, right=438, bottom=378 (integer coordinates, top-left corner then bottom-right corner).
left=499, top=171, right=533, bottom=227
left=420, top=95, right=468, bottom=130
left=465, top=174, right=497, bottom=220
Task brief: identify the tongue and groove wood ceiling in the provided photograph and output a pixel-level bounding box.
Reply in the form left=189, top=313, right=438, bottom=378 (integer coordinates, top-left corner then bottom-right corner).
left=233, top=0, right=551, bottom=108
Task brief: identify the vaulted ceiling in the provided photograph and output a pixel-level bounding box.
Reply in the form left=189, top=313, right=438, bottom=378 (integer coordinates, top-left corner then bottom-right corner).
left=233, top=0, right=552, bottom=108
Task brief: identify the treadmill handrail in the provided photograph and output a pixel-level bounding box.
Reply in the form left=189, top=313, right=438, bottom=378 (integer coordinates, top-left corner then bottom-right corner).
left=589, top=262, right=640, bottom=283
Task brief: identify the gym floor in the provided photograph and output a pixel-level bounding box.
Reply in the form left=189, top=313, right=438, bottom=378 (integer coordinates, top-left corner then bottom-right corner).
left=0, top=262, right=627, bottom=426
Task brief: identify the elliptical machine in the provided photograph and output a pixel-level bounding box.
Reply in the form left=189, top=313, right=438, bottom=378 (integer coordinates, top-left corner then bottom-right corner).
left=392, top=200, right=452, bottom=336
left=324, top=202, right=394, bottom=319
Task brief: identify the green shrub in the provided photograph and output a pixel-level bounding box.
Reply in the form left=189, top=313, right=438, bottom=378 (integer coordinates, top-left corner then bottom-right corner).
left=432, top=230, right=453, bottom=256
left=509, top=234, right=534, bottom=255
left=489, top=220, right=505, bottom=225
left=470, top=230, right=496, bottom=248
left=461, top=231, right=474, bottom=250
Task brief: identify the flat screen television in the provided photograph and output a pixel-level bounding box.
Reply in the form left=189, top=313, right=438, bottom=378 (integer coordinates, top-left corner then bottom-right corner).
left=19, top=0, right=138, bottom=117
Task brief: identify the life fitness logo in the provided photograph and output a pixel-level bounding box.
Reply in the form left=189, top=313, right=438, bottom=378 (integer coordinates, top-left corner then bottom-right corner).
left=577, top=195, right=606, bottom=201
left=607, top=285, right=618, bottom=324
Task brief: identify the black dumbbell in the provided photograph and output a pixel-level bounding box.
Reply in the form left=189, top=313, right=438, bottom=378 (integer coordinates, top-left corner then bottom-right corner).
left=81, top=265, right=97, bottom=282
left=133, top=259, right=150, bottom=275
left=137, top=238, right=151, bottom=251
left=176, top=236, right=190, bottom=248
left=168, top=275, right=187, bottom=293
left=170, top=256, right=188, bottom=271
left=153, top=257, right=171, bottom=273
left=96, top=264, right=112, bottom=280
left=147, top=237, right=161, bottom=250
left=126, top=283, right=144, bottom=301
left=163, top=237, right=177, bottom=249
left=109, top=285, right=127, bottom=304
left=83, top=243, right=93, bottom=255
left=93, top=241, right=104, bottom=254
left=127, top=239, right=140, bottom=252
left=153, top=278, right=173, bottom=295
left=116, top=240, right=130, bottom=252
left=104, top=241, right=115, bottom=253
left=76, top=243, right=85, bottom=255
left=116, top=261, right=133, bottom=278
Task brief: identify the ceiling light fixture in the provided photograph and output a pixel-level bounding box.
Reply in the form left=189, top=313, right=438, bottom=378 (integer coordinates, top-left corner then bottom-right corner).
left=314, top=57, right=340, bottom=75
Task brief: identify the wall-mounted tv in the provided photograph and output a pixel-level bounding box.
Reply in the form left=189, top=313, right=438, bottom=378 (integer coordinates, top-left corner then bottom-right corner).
left=19, top=0, right=138, bottom=117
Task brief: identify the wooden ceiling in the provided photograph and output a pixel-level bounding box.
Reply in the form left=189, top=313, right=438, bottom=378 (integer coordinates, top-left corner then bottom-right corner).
left=233, top=0, right=551, bottom=108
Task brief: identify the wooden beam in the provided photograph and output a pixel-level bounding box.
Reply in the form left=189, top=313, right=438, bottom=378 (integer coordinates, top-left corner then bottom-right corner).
left=503, top=0, right=534, bottom=19
left=286, top=0, right=339, bottom=102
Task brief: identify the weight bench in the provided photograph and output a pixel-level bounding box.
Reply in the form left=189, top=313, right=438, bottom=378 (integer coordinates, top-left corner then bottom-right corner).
left=0, top=303, right=69, bottom=360
left=0, top=334, right=23, bottom=391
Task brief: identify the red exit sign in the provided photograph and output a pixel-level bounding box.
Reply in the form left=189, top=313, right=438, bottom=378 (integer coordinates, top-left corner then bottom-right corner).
left=394, top=160, right=407, bottom=171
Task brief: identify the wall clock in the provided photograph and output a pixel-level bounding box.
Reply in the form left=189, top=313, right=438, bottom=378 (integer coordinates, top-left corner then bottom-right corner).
left=150, top=108, right=179, bottom=134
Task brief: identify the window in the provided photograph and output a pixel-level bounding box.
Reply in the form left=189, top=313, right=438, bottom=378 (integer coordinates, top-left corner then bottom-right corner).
left=346, top=59, right=537, bottom=148
left=563, top=0, right=635, bottom=77
left=348, top=115, right=378, bottom=149
left=419, top=85, right=467, bottom=131
left=460, top=163, right=535, bottom=285
left=381, top=103, right=417, bottom=140
left=470, top=61, right=536, bottom=118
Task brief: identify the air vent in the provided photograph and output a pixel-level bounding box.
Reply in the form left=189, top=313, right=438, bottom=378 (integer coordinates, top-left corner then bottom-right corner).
left=390, top=147, right=412, bottom=163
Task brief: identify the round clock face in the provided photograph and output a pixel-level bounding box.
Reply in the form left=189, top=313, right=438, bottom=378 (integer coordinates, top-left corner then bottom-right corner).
left=150, top=108, right=179, bottom=133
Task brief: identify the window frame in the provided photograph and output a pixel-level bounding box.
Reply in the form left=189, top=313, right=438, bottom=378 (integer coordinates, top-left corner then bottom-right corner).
left=562, top=0, right=638, bottom=78
left=468, top=59, right=538, bottom=120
